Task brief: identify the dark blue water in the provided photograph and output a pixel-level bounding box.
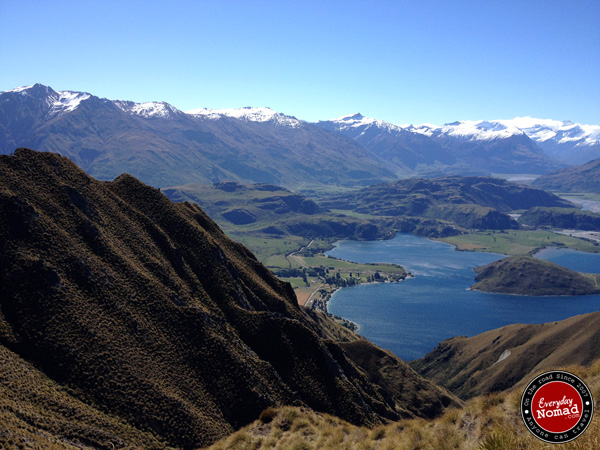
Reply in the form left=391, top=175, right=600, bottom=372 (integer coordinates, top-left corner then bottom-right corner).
left=326, top=234, right=600, bottom=361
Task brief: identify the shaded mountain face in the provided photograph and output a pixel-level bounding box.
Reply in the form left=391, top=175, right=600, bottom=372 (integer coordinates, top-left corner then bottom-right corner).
left=411, top=311, right=600, bottom=400
left=319, top=176, right=574, bottom=230
left=532, top=157, right=600, bottom=194
left=519, top=206, right=600, bottom=230
left=0, top=149, right=458, bottom=449
left=317, top=114, right=456, bottom=175
left=0, top=85, right=396, bottom=188
left=317, top=114, right=563, bottom=176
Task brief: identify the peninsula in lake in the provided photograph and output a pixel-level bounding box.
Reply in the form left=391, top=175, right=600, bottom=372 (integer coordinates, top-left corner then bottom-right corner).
left=471, top=255, right=600, bottom=296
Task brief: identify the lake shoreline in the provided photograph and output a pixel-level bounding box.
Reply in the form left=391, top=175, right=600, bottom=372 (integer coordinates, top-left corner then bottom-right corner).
left=325, top=233, right=600, bottom=361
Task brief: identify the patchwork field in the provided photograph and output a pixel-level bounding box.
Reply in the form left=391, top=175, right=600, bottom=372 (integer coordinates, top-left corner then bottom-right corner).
left=438, top=230, right=600, bottom=255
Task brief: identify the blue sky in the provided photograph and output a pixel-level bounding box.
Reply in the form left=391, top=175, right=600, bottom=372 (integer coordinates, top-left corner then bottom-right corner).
left=1, top=0, right=598, bottom=125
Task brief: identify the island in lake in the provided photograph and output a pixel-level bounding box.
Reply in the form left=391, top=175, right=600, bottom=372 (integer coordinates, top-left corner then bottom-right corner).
left=471, top=255, right=600, bottom=296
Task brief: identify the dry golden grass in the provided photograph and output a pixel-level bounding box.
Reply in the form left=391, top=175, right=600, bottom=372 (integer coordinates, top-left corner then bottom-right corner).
left=206, top=360, right=600, bottom=450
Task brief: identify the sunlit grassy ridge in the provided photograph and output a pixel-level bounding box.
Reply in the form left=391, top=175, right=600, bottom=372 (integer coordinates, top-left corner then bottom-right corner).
left=207, top=360, right=600, bottom=450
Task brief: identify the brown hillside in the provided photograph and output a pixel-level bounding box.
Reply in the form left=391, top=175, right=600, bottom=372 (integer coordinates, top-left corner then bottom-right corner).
left=471, top=255, right=600, bottom=296
left=411, top=311, right=600, bottom=399
left=0, top=148, right=458, bottom=449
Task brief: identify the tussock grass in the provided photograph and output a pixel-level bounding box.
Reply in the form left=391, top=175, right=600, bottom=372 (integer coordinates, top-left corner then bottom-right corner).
left=207, top=360, right=600, bottom=450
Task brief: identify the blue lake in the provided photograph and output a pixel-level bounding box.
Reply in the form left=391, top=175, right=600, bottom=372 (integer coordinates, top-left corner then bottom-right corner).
left=326, top=234, right=600, bottom=361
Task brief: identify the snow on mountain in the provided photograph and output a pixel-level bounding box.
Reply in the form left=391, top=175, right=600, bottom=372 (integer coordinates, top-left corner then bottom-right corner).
left=328, top=114, right=534, bottom=142
left=2, top=84, right=91, bottom=117
left=186, top=106, right=302, bottom=127
left=405, top=117, right=600, bottom=148
left=48, top=90, right=91, bottom=116
left=114, top=100, right=182, bottom=119
left=6, top=85, right=35, bottom=93
left=329, top=113, right=406, bottom=135
left=495, top=117, right=600, bottom=147
left=409, top=120, right=527, bottom=141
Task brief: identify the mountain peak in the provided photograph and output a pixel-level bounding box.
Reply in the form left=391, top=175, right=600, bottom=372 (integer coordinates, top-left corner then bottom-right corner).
left=331, top=112, right=366, bottom=122
left=186, top=106, right=302, bottom=127
left=114, top=100, right=182, bottom=119
left=2, top=83, right=91, bottom=117
left=348, top=112, right=365, bottom=120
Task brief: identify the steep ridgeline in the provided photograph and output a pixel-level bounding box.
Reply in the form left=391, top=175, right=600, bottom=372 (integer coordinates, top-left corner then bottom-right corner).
left=411, top=311, right=600, bottom=400
left=532, top=157, right=600, bottom=194
left=319, top=177, right=574, bottom=230
left=317, top=114, right=564, bottom=175
left=0, top=85, right=397, bottom=188
left=0, top=149, right=458, bottom=449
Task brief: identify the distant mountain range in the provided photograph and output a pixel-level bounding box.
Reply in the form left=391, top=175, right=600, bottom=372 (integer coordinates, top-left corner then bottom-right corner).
left=318, top=113, right=600, bottom=174
left=1, top=84, right=599, bottom=189
left=0, top=85, right=397, bottom=188
left=410, top=116, right=600, bottom=165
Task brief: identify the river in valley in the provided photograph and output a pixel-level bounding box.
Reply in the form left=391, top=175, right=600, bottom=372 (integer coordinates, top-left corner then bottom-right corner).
left=326, top=234, right=600, bottom=361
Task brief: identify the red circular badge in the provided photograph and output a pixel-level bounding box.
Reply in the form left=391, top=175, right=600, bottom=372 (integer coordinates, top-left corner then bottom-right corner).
left=521, top=370, right=593, bottom=443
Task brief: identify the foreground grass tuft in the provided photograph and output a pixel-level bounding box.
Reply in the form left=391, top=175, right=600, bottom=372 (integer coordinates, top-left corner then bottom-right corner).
left=206, top=360, right=600, bottom=450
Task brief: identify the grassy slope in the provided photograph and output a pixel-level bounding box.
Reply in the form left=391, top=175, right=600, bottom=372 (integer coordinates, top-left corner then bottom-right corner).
left=438, top=230, right=600, bottom=254
left=411, top=312, right=600, bottom=400
left=206, top=359, right=600, bottom=450
left=0, top=345, right=172, bottom=450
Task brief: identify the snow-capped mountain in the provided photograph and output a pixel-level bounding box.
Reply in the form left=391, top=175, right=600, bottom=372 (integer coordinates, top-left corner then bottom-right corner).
left=0, top=83, right=596, bottom=188
left=114, top=100, right=184, bottom=119
left=187, top=106, right=302, bottom=128
left=4, top=84, right=92, bottom=118
left=497, top=117, right=600, bottom=147
left=323, top=113, right=407, bottom=136
left=1, top=84, right=304, bottom=126
left=495, top=117, right=600, bottom=164
left=410, top=120, right=527, bottom=141
left=409, top=117, right=600, bottom=164
left=317, top=113, right=456, bottom=175
left=0, top=84, right=395, bottom=188
left=318, top=114, right=562, bottom=175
